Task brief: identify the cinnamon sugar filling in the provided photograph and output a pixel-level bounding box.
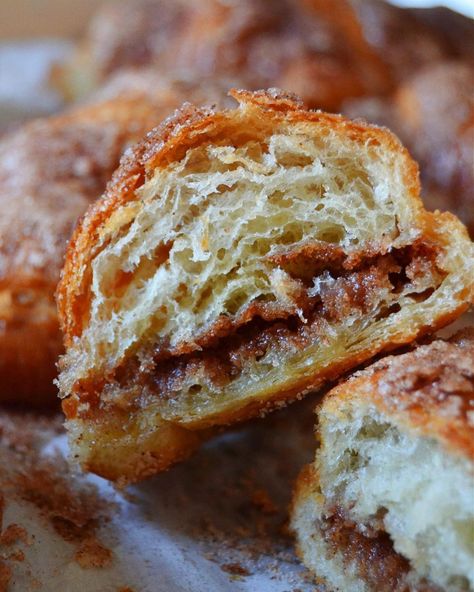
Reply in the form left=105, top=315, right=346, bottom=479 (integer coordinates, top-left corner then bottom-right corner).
left=65, top=242, right=444, bottom=419
left=319, top=507, right=439, bottom=592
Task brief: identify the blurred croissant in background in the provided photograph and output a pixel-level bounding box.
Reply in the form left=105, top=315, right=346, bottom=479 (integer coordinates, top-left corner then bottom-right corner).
left=55, top=0, right=471, bottom=106
left=55, top=0, right=391, bottom=109
left=345, top=60, right=474, bottom=238
left=55, top=0, right=474, bottom=233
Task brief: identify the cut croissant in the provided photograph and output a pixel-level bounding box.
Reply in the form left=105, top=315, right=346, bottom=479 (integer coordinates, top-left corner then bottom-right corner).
left=57, top=89, right=473, bottom=483
left=291, top=330, right=474, bottom=592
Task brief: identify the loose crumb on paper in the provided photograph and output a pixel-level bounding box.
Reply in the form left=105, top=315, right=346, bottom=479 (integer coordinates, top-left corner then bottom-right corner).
left=0, top=411, right=115, bottom=588
left=74, top=537, right=113, bottom=569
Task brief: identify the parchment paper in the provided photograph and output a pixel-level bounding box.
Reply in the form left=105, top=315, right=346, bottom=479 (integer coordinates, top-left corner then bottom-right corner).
left=0, top=397, right=321, bottom=592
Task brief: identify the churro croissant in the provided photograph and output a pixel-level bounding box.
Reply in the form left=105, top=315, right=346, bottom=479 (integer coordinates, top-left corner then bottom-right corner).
left=0, top=81, right=206, bottom=406
left=291, top=330, right=474, bottom=592
left=57, top=89, right=473, bottom=484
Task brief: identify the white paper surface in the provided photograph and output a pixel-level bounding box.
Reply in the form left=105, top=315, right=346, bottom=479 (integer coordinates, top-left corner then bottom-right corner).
left=0, top=397, right=322, bottom=592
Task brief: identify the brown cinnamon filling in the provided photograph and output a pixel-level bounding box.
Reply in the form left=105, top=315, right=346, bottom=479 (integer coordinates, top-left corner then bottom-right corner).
left=65, top=242, right=443, bottom=419
left=320, top=507, right=440, bottom=592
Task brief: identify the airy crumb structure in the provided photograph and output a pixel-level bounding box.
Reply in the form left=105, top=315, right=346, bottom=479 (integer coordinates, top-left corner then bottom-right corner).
left=57, top=89, right=473, bottom=484
left=291, top=330, right=474, bottom=592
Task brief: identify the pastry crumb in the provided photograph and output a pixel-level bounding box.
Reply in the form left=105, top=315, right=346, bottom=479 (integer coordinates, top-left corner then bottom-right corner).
left=74, top=537, right=113, bottom=569
left=221, top=562, right=251, bottom=576
left=0, top=524, right=29, bottom=547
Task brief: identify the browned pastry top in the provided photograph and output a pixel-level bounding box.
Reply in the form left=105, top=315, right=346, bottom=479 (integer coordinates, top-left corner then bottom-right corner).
left=57, top=87, right=423, bottom=347
left=325, top=330, right=474, bottom=459
left=0, top=98, right=157, bottom=288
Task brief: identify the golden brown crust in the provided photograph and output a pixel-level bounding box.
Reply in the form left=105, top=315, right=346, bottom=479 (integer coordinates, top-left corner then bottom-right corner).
left=0, top=81, right=220, bottom=406
left=58, top=88, right=424, bottom=347
left=324, top=330, right=474, bottom=460
left=70, top=411, right=215, bottom=484
left=0, top=285, right=61, bottom=408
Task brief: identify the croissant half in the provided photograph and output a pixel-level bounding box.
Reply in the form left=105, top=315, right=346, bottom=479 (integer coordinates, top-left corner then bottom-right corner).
left=57, top=90, right=473, bottom=483
left=291, top=330, right=474, bottom=592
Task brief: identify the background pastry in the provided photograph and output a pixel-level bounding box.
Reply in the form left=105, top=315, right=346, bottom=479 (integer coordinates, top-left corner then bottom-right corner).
left=291, top=330, right=474, bottom=592
left=53, top=0, right=193, bottom=101
left=345, top=59, right=474, bottom=238
left=57, top=89, right=473, bottom=484
left=352, top=0, right=472, bottom=81
left=56, top=0, right=473, bottom=108
left=56, top=0, right=391, bottom=110
left=393, top=60, right=474, bottom=238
